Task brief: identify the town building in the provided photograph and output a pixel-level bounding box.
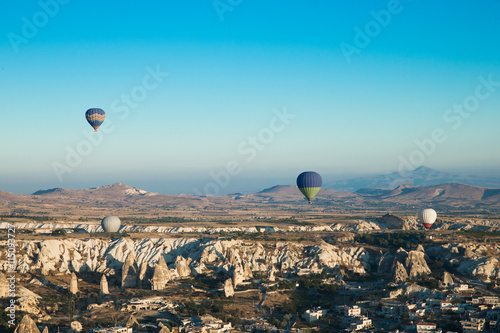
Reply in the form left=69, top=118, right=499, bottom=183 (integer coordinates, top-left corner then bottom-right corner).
left=344, top=305, right=362, bottom=317
left=349, top=316, right=372, bottom=331
left=416, top=322, right=438, bottom=333
left=92, top=327, right=133, bottom=333
left=303, top=307, right=327, bottom=323
left=461, top=318, right=486, bottom=333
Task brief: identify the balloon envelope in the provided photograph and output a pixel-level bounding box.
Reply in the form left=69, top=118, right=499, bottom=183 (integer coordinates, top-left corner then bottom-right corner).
left=85, top=108, right=106, bottom=131
left=418, top=208, right=437, bottom=229
left=101, top=216, right=121, bottom=232
left=296, top=171, right=322, bottom=203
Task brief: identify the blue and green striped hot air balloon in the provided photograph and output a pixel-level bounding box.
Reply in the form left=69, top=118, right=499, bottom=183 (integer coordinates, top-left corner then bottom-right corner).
left=85, top=108, right=106, bottom=132
left=296, top=171, right=322, bottom=204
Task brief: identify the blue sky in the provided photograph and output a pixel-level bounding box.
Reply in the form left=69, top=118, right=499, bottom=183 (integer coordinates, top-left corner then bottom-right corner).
left=1, top=0, right=500, bottom=194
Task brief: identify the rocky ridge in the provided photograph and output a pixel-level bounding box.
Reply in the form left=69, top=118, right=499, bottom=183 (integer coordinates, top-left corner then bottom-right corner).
left=6, top=238, right=371, bottom=284
left=5, top=237, right=499, bottom=286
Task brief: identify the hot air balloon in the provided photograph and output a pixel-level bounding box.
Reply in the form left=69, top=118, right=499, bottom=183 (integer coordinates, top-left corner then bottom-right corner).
left=101, top=216, right=121, bottom=233
left=296, top=171, right=322, bottom=204
left=418, top=208, right=437, bottom=229
left=85, top=108, right=106, bottom=132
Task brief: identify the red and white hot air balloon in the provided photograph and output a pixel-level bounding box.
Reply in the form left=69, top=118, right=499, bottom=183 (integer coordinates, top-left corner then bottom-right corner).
left=418, top=208, right=437, bottom=229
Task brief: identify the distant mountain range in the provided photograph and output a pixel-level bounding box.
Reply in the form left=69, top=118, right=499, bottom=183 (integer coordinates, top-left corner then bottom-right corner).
left=1, top=179, right=500, bottom=217
left=32, top=183, right=157, bottom=198
left=324, top=166, right=500, bottom=192
left=254, top=183, right=500, bottom=209
left=355, top=183, right=500, bottom=205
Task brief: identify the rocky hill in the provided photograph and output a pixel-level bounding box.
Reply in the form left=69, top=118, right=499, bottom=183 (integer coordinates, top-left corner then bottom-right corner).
left=5, top=238, right=371, bottom=282
left=32, top=183, right=159, bottom=201
left=2, top=182, right=500, bottom=221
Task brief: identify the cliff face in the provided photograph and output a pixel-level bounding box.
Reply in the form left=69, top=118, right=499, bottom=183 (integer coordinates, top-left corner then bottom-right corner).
left=378, top=245, right=431, bottom=282
left=8, top=238, right=500, bottom=283
left=427, top=243, right=500, bottom=280
left=10, top=238, right=370, bottom=282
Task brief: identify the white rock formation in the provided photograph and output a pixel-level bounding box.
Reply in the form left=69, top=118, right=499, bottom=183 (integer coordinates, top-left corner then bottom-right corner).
left=70, top=272, right=78, bottom=294
left=406, top=246, right=431, bottom=279
left=426, top=243, right=500, bottom=280
left=151, top=256, right=171, bottom=290
left=158, top=322, right=171, bottom=333
left=389, top=283, right=431, bottom=298
left=392, top=261, right=408, bottom=282
left=439, top=271, right=454, bottom=288
left=121, top=252, right=139, bottom=289
left=9, top=237, right=378, bottom=284
left=15, top=287, right=42, bottom=315
left=0, top=272, right=9, bottom=297
left=175, top=256, right=191, bottom=278
left=126, top=314, right=140, bottom=330
left=224, top=278, right=234, bottom=297
left=379, top=246, right=431, bottom=282
left=232, top=265, right=245, bottom=288
left=100, top=274, right=109, bottom=295
left=70, top=321, right=83, bottom=333
left=138, top=261, right=148, bottom=287
left=14, top=315, right=40, bottom=333
left=267, top=265, right=277, bottom=282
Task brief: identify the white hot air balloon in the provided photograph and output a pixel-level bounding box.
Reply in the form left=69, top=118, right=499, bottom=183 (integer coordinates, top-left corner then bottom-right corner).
left=418, top=208, right=437, bottom=229
left=101, top=216, right=121, bottom=233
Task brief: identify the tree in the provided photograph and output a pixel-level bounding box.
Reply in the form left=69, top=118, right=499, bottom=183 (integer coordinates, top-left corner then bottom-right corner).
left=67, top=296, right=76, bottom=320
left=52, top=229, right=66, bottom=236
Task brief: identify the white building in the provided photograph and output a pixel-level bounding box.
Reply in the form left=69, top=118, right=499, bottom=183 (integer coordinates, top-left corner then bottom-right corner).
left=417, top=302, right=427, bottom=309
left=440, top=300, right=453, bottom=310
left=455, top=284, right=471, bottom=292
left=409, top=309, right=426, bottom=320
left=461, top=318, right=485, bottom=333
left=344, top=305, right=362, bottom=317
left=350, top=316, right=372, bottom=331
left=416, top=322, right=438, bottom=333
left=479, top=296, right=499, bottom=305
left=406, top=303, right=417, bottom=311
left=92, top=328, right=132, bottom=333
left=303, top=307, right=328, bottom=323
left=428, top=299, right=443, bottom=307
left=126, top=297, right=167, bottom=311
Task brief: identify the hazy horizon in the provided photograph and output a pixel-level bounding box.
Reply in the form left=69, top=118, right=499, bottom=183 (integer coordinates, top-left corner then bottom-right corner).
left=2, top=165, right=500, bottom=196
left=2, top=1, right=500, bottom=195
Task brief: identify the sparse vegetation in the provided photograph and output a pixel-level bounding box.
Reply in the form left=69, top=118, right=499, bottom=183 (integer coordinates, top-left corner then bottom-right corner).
left=51, top=229, right=66, bottom=236
left=354, top=231, right=431, bottom=248
left=458, top=230, right=500, bottom=239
